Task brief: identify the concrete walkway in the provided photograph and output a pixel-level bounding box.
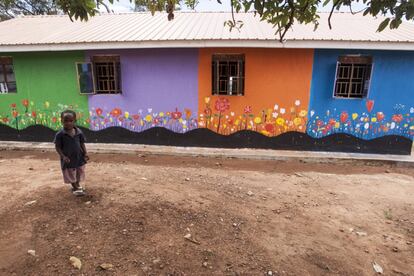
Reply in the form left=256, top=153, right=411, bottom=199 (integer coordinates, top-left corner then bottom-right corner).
left=1, top=141, right=413, bottom=165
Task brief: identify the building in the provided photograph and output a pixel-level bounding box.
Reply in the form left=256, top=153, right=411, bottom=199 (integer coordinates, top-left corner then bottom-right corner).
left=0, top=12, right=413, bottom=154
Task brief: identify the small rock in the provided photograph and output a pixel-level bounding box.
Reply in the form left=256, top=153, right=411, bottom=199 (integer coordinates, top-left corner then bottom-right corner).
left=364, top=249, right=369, bottom=253
left=356, top=231, right=367, bottom=237
left=85, top=201, right=91, bottom=205
left=392, top=247, right=399, bottom=252
left=202, top=261, right=208, bottom=268
left=184, top=233, right=192, bottom=239
left=153, top=258, right=161, bottom=265
left=76, top=245, right=82, bottom=249
left=144, top=159, right=148, bottom=163
left=407, top=241, right=412, bottom=245
left=185, top=178, right=190, bottom=181
left=247, top=191, right=254, bottom=196
left=232, top=223, right=238, bottom=227
left=69, top=256, right=82, bottom=270
left=140, top=177, right=148, bottom=181
left=267, top=271, right=273, bottom=276
left=372, top=261, right=383, bottom=274
left=339, top=229, right=345, bottom=232
left=27, top=250, right=36, bottom=256
left=215, top=162, right=222, bottom=166
left=28, top=167, right=34, bottom=171
left=24, top=200, right=37, bottom=206
left=294, top=172, right=304, bottom=177
left=385, top=169, right=391, bottom=173
left=99, top=263, right=114, bottom=270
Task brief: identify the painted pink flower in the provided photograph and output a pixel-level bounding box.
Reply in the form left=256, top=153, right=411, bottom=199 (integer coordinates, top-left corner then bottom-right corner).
left=215, top=98, right=230, bottom=113
left=171, top=108, right=182, bottom=120
left=244, top=105, right=252, bottom=114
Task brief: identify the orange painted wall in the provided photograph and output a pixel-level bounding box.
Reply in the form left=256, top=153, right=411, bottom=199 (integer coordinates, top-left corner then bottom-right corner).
left=198, top=48, right=314, bottom=136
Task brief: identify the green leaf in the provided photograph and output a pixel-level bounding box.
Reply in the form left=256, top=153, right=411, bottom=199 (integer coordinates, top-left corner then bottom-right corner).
left=377, top=18, right=390, bottom=32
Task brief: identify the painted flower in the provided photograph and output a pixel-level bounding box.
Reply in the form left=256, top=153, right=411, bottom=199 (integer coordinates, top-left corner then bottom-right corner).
left=244, top=105, right=252, bottom=114
left=371, top=117, right=377, bottom=122
left=280, top=108, right=286, bottom=114
left=132, top=114, right=140, bottom=120
left=366, top=100, right=374, bottom=113
left=96, top=108, right=103, bottom=116
left=272, top=112, right=278, bottom=118
left=10, top=103, right=16, bottom=108
left=276, top=118, right=285, bottom=126
left=293, top=117, right=302, bottom=126
left=124, top=111, right=130, bottom=119
left=110, top=108, right=122, bottom=117
left=185, top=109, right=192, bottom=119
left=299, top=110, right=307, bottom=117
left=334, top=122, right=340, bottom=128
left=22, top=99, right=29, bottom=107
left=316, top=120, right=324, bottom=127
left=328, top=119, right=336, bottom=126
left=44, top=101, right=50, bottom=108
left=340, top=112, right=348, bottom=123
left=254, top=117, right=262, bottom=124
left=2, top=117, right=9, bottom=123
left=295, top=100, right=301, bottom=106
left=376, top=112, right=384, bottom=121
left=204, top=97, right=211, bottom=104
left=52, top=117, right=57, bottom=123
left=274, top=104, right=279, bottom=110
left=392, top=114, right=403, bottom=123
left=12, top=110, right=18, bottom=118
left=351, top=113, right=358, bottom=120
left=410, top=107, right=414, bottom=114
left=31, top=111, right=37, bottom=117
left=171, top=108, right=182, bottom=120
left=215, top=98, right=230, bottom=113
left=145, top=114, right=152, bottom=122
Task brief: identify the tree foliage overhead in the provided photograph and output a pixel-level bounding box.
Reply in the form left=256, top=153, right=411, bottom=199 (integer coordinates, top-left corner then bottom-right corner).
left=0, top=0, right=58, bottom=20
left=2, top=0, right=414, bottom=41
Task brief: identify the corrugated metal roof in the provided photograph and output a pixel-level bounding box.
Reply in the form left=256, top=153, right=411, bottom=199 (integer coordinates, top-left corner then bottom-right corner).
left=1, top=12, right=414, bottom=51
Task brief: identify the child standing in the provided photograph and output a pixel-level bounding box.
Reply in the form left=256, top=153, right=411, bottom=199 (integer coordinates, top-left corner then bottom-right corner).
left=54, top=110, right=89, bottom=196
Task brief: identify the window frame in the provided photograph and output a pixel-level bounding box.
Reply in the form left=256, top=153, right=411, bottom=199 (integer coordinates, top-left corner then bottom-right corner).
left=75, top=62, right=96, bottom=95
left=332, top=55, right=373, bottom=100
left=91, top=55, right=122, bottom=95
left=0, top=56, right=17, bottom=94
left=212, top=54, right=245, bottom=96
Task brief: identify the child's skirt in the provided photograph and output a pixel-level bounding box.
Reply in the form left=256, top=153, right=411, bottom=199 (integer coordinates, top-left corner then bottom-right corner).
left=62, top=165, right=86, bottom=183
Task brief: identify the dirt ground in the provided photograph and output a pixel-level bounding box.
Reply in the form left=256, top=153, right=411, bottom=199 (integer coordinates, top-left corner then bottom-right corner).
left=0, top=149, right=413, bottom=276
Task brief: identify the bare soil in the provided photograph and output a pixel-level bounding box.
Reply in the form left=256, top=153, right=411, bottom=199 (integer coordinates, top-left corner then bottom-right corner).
left=0, top=149, right=413, bottom=276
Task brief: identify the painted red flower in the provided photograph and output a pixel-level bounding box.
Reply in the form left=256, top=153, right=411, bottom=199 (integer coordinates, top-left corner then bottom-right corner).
left=244, top=105, right=252, bottom=114
left=154, top=118, right=160, bottom=125
left=10, top=103, right=16, bottom=108
left=215, top=98, right=230, bottom=113
left=340, top=112, right=348, bottom=123
left=392, top=114, right=403, bottom=123
left=316, top=120, right=324, bottom=127
left=2, top=117, right=9, bottom=123
left=132, top=114, right=140, bottom=120
left=86, top=118, right=91, bottom=124
left=376, top=112, right=384, bottom=122
left=328, top=119, right=336, bottom=126
left=366, top=100, right=374, bottom=113
left=31, top=111, right=37, bottom=117
left=204, top=108, right=212, bottom=116
left=22, top=99, right=29, bottom=107
left=265, top=123, right=274, bottom=133
left=52, top=117, right=57, bottom=123
left=96, top=108, right=103, bottom=116
left=12, top=110, right=18, bottom=118
left=110, top=108, right=122, bottom=117
left=171, top=108, right=182, bottom=120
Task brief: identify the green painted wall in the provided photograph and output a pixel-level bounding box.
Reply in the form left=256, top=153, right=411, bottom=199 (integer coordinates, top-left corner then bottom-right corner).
left=0, top=51, right=89, bottom=130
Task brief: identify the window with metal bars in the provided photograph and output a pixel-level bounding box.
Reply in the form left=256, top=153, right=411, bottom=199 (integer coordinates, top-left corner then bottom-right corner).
left=92, top=55, right=122, bottom=94
left=212, top=54, right=245, bottom=96
left=0, top=57, right=17, bottom=94
left=334, top=56, right=372, bottom=99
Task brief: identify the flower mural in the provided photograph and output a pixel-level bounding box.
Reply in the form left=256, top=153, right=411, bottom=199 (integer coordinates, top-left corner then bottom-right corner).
left=0, top=99, right=89, bottom=130
left=88, top=107, right=198, bottom=133
left=307, top=99, right=414, bottom=140
left=198, top=97, right=308, bottom=136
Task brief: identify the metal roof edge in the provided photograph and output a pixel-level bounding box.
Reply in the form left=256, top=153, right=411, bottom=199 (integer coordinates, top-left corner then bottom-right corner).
left=1, top=40, right=414, bottom=52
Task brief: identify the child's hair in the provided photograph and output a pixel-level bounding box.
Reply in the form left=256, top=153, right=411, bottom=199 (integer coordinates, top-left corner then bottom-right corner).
left=61, top=110, right=77, bottom=120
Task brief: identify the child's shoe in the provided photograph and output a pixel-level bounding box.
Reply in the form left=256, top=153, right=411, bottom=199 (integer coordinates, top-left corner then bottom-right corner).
left=73, top=187, right=85, bottom=196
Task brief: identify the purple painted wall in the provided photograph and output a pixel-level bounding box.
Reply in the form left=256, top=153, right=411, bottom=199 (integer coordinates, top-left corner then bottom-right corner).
left=87, top=49, right=199, bottom=132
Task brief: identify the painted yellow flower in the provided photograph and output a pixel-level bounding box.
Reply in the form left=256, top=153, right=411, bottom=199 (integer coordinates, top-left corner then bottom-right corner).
left=293, top=117, right=302, bottom=126
left=371, top=117, right=377, bottom=122
left=235, top=119, right=240, bottom=126
left=335, top=122, right=340, bottom=128
left=254, top=117, right=262, bottom=124
left=204, top=97, right=210, bottom=104
left=299, top=110, right=308, bottom=117
left=261, top=130, right=269, bottom=136
left=159, top=112, right=164, bottom=117
left=101, top=121, right=104, bottom=125
left=109, top=117, right=113, bottom=123
left=352, top=113, right=358, bottom=120
left=179, top=118, right=183, bottom=123
left=410, top=126, right=414, bottom=130
left=140, top=120, right=144, bottom=126
left=276, top=117, right=285, bottom=126
left=145, top=114, right=152, bottom=122
left=124, top=111, right=130, bottom=119
left=44, top=101, right=50, bottom=108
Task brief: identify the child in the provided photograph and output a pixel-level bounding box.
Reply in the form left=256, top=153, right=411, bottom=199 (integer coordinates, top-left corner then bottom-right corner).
left=54, top=110, right=89, bottom=196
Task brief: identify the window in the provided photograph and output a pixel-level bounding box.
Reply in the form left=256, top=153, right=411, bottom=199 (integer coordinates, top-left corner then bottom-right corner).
left=212, top=54, right=245, bottom=96
left=0, top=57, right=17, bottom=94
left=334, top=56, right=372, bottom=99
left=76, top=63, right=95, bottom=94
left=92, top=55, right=121, bottom=94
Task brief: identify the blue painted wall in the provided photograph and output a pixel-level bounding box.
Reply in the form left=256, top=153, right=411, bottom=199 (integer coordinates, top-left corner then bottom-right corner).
left=307, top=49, right=414, bottom=140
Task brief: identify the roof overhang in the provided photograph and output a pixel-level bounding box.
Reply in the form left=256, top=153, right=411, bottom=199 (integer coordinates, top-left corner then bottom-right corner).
left=1, top=39, right=414, bottom=52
